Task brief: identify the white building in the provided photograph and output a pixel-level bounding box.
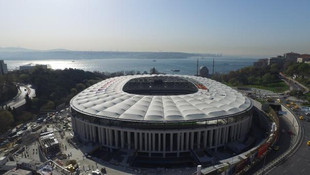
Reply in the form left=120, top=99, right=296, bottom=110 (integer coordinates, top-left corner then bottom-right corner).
left=19, top=63, right=48, bottom=70
left=0, top=60, right=8, bottom=75
left=70, top=75, right=253, bottom=158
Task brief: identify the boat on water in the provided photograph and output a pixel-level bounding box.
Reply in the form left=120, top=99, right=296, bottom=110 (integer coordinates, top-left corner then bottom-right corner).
left=153, top=59, right=157, bottom=62
left=171, top=69, right=180, bottom=72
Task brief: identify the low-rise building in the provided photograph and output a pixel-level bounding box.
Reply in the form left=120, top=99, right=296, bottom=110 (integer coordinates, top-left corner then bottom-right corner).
left=253, top=58, right=268, bottom=67
left=284, top=52, right=300, bottom=62
left=297, top=54, right=310, bottom=63
left=19, top=63, right=48, bottom=70
left=3, top=168, right=32, bottom=175
left=268, top=56, right=284, bottom=65
left=38, top=133, right=60, bottom=156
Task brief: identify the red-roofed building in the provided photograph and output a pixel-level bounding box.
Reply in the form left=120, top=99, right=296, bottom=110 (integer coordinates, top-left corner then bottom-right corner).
left=297, top=54, right=310, bottom=63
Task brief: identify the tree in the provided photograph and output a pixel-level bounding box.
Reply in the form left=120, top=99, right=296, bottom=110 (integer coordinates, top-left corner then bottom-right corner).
left=19, top=74, right=30, bottom=83
left=0, top=110, right=14, bottom=133
left=40, top=101, right=55, bottom=111
left=76, top=83, right=86, bottom=92
left=25, top=94, right=32, bottom=110
left=262, top=73, right=276, bottom=84
left=18, top=111, right=34, bottom=123
left=298, top=63, right=310, bottom=78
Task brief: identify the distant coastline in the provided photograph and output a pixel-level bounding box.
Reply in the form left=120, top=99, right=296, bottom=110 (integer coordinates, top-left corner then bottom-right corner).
left=0, top=47, right=221, bottom=60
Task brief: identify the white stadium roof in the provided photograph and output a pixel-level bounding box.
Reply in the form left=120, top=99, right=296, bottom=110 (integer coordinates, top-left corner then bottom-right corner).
left=70, top=75, right=252, bottom=122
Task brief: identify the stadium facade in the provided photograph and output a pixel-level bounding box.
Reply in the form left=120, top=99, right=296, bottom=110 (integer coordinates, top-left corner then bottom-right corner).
left=70, top=75, right=253, bottom=157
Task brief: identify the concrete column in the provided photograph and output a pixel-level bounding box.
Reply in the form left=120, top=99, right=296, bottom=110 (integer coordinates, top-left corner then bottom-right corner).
left=223, top=127, right=227, bottom=144
left=231, top=125, right=235, bottom=141
left=158, top=133, right=161, bottom=151
left=107, top=128, right=110, bottom=146
left=100, top=128, right=104, bottom=145
left=109, top=129, right=113, bottom=148
left=239, top=122, right=242, bottom=138
left=101, top=128, right=105, bottom=145
left=115, top=130, right=119, bottom=148
left=145, top=133, right=148, bottom=151
left=86, top=124, right=89, bottom=140
left=235, top=124, right=239, bottom=140
left=106, top=129, right=110, bottom=147
left=139, top=132, right=143, bottom=150
left=186, top=132, right=189, bottom=150
left=215, top=128, right=219, bottom=146
left=104, top=128, right=108, bottom=145
left=152, top=133, right=155, bottom=151
left=98, top=127, right=102, bottom=144
left=92, top=126, right=96, bottom=142
left=134, top=132, right=138, bottom=150
left=83, top=123, right=86, bottom=140
left=218, top=128, right=222, bottom=145
left=237, top=123, right=240, bottom=139
left=90, top=125, right=93, bottom=141
left=163, top=133, right=166, bottom=157
left=149, top=133, right=152, bottom=152
left=127, top=131, right=131, bottom=150
left=209, top=129, right=213, bottom=147
left=88, top=125, right=91, bottom=141
left=177, top=133, right=180, bottom=157
left=170, top=133, right=173, bottom=152
left=148, top=133, right=152, bottom=157
left=85, top=123, right=88, bottom=140
left=181, top=132, right=184, bottom=151
left=197, top=131, right=201, bottom=149
left=121, top=130, right=124, bottom=148
left=85, top=124, right=88, bottom=140
left=190, top=132, right=194, bottom=149
left=241, top=120, right=247, bottom=136
left=234, top=124, right=237, bottom=140
left=203, top=130, right=207, bottom=148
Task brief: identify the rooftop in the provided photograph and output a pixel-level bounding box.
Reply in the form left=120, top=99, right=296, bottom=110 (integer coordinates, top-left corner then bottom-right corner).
left=70, top=75, right=252, bottom=122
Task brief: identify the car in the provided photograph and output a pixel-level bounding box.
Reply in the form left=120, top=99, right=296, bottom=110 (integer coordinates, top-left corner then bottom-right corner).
left=272, top=145, right=280, bottom=151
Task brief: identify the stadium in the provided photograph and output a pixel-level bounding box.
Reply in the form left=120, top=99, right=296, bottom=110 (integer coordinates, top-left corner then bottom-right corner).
left=70, top=74, right=253, bottom=158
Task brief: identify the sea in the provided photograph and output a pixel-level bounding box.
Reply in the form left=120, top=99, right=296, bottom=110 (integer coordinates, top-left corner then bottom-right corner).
left=5, top=57, right=258, bottom=75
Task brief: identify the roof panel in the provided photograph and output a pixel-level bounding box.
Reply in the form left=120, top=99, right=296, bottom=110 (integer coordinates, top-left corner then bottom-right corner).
left=70, top=75, right=252, bottom=122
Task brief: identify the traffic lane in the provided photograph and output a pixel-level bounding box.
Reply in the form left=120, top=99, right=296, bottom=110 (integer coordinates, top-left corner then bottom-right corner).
left=246, top=115, right=293, bottom=174
left=269, top=119, right=310, bottom=175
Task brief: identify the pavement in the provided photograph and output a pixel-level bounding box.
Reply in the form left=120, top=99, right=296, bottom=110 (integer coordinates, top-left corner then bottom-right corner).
left=42, top=109, right=196, bottom=175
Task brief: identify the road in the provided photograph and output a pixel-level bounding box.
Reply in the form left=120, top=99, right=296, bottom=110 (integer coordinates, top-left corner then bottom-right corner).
left=6, top=84, right=36, bottom=109
left=269, top=114, right=310, bottom=175
left=246, top=113, right=293, bottom=175
left=279, top=73, right=309, bottom=94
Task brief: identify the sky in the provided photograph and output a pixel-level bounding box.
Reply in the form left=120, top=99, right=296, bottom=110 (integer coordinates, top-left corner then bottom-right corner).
left=0, top=0, right=309, bottom=57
